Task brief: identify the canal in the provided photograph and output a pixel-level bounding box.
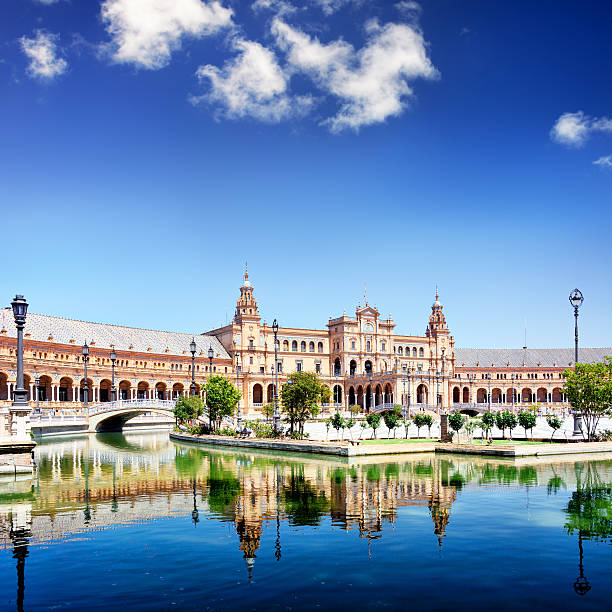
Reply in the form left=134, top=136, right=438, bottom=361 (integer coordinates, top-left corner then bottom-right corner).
left=1, top=432, right=611, bottom=610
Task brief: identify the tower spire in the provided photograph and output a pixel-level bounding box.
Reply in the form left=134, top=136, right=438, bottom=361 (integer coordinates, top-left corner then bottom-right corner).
left=245, top=261, right=248, bottom=282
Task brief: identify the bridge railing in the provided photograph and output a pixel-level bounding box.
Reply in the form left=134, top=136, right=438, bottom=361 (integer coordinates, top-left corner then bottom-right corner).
left=86, top=399, right=177, bottom=416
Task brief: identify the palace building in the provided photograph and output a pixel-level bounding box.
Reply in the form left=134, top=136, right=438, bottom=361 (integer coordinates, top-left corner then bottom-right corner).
left=0, top=268, right=610, bottom=416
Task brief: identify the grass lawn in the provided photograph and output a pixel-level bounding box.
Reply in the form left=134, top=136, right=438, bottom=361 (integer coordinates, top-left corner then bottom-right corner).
left=467, top=439, right=548, bottom=446
left=361, top=438, right=437, bottom=445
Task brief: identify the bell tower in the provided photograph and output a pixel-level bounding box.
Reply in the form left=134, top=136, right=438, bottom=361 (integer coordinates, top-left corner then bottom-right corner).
left=426, top=290, right=449, bottom=338
left=234, top=265, right=260, bottom=324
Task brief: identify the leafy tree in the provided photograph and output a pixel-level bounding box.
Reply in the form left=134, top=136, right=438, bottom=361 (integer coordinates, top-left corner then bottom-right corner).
left=503, top=411, right=518, bottom=440
left=359, top=420, right=368, bottom=439
left=320, top=385, right=332, bottom=405
left=402, top=416, right=412, bottom=439
left=281, top=372, right=324, bottom=435
left=261, top=403, right=275, bottom=422
left=495, top=411, right=507, bottom=439
left=481, top=411, right=495, bottom=441
left=448, top=412, right=466, bottom=442
left=518, top=410, right=537, bottom=439
left=283, top=467, right=329, bottom=526
left=365, top=413, right=381, bottom=439
left=546, top=414, right=563, bottom=442
left=383, top=411, right=400, bottom=438
left=207, top=456, right=241, bottom=515
left=345, top=417, right=356, bottom=440
left=330, top=412, right=345, bottom=440
left=413, top=413, right=428, bottom=439
left=204, top=375, right=240, bottom=431
left=173, top=395, right=204, bottom=425
left=421, top=414, right=434, bottom=439
left=349, top=404, right=362, bottom=415
left=563, top=358, right=612, bottom=441
left=324, top=418, right=331, bottom=441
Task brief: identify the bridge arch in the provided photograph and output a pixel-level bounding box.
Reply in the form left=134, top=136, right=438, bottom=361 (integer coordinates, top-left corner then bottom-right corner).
left=88, top=405, right=174, bottom=433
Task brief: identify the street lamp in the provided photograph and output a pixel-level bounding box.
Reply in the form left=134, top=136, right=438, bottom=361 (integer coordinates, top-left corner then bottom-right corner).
left=110, top=349, right=117, bottom=402
left=82, top=343, right=89, bottom=407
left=435, top=370, right=440, bottom=413
left=236, top=353, right=242, bottom=430
left=511, top=372, right=515, bottom=413
left=190, top=338, right=197, bottom=396
left=272, top=319, right=280, bottom=431
left=35, top=375, right=40, bottom=413
left=11, top=295, right=28, bottom=408
left=407, top=369, right=412, bottom=417
left=569, top=288, right=584, bottom=436
left=486, top=372, right=491, bottom=412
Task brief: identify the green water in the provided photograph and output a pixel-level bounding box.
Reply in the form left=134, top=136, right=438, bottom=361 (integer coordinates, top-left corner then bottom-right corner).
left=0, top=432, right=611, bottom=610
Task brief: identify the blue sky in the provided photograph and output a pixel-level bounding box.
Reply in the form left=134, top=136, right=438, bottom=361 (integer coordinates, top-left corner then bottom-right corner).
left=1, top=0, right=611, bottom=349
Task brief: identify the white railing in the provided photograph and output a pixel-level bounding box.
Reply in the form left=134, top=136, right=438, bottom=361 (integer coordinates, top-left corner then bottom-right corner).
left=86, top=399, right=176, bottom=416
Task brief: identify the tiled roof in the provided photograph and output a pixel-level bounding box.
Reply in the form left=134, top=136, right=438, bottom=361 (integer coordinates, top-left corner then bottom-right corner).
left=0, top=309, right=230, bottom=359
left=454, top=348, right=612, bottom=368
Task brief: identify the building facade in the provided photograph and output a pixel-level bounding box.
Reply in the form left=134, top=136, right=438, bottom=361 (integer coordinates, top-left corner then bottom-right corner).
left=1, top=269, right=610, bottom=422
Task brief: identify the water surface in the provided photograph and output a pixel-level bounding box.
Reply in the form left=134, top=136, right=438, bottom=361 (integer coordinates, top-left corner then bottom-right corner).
left=1, top=432, right=611, bottom=611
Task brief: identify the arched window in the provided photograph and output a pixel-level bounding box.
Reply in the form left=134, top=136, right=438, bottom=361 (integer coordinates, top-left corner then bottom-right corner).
left=412, top=347, right=417, bottom=357
left=282, top=340, right=289, bottom=351
left=349, top=360, right=357, bottom=376
left=333, top=385, right=342, bottom=404
left=309, top=341, right=315, bottom=352
left=365, top=360, right=372, bottom=375
left=334, top=358, right=341, bottom=376
left=317, top=342, right=323, bottom=353
left=398, top=346, right=403, bottom=355
left=366, top=341, right=371, bottom=352
left=419, top=347, right=424, bottom=357
left=291, top=340, right=298, bottom=351
left=300, top=341, right=306, bottom=352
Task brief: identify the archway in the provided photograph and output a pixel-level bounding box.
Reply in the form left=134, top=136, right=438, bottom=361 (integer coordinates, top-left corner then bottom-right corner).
left=349, top=360, right=357, bottom=376
left=334, top=358, right=341, bottom=376
left=552, top=387, right=563, bottom=402
left=477, top=388, right=487, bottom=403
left=453, top=387, right=460, bottom=404
left=253, top=384, right=263, bottom=404
left=364, top=360, right=372, bottom=375
left=384, top=383, right=393, bottom=404
left=79, top=378, right=94, bottom=402
left=417, top=384, right=428, bottom=404
left=492, top=388, right=502, bottom=403
left=374, top=384, right=382, bottom=407
left=0, top=372, right=8, bottom=401
left=172, top=383, right=184, bottom=399
left=365, top=385, right=373, bottom=410
left=137, top=381, right=149, bottom=400
left=537, top=387, right=547, bottom=402
left=156, top=382, right=167, bottom=400
left=356, top=385, right=364, bottom=409
left=348, top=386, right=355, bottom=406
left=462, top=386, right=469, bottom=403
left=333, top=384, right=342, bottom=404
left=37, top=375, right=52, bottom=402
left=267, top=384, right=275, bottom=404
left=99, top=379, right=112, bottom=402
left=522, top=388, right=532, bottom=403
left=59, top=377, right=74, bottom=402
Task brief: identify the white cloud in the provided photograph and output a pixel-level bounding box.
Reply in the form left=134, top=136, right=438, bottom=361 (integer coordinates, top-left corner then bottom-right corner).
left=34, top=0, right=62, bottom=4
left=272, top=18, right=438, bottom=132
left=194, top=38, right=313, bottom=122
left=101, top=0, right=234, bottom=69
left=593, top=155, right=612, bottom=169
left=252, top=0, right=296, bottom=15
left=19, top=30, right=67, bottom=80
left=395, top=1, right=422, bottom=18
left=310, top=0, right=363, bottom=15
left=551, top=111, right=612, bottom=147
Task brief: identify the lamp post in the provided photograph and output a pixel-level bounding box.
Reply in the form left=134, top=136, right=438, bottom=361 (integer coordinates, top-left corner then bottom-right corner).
left=208, top=346, right=214, bottom=376
left=110, top=349, right=117, bottom=402
left=83, top=342, right=89, bottom=407
left=511, top=372, right=515, bottom=413
left=569, top=289, right=584, bottom=436
left=441, top=348, right=446, bottom=412
left=82, top=343, right=89, bottom=407
left=190, top=338, right=197, bottom=396
left=487, top=373, right=491, bottom=412
left=272, top=319, right=280, bottom=431
left=11, top=295, right=28, bottom=409
left=407, top=369, right=412, bottom=417
left=35, top=375, right=40, bottom=413
left=236, top=353, right=242, bottom=430
left=435, top=370, right=440, bottom=413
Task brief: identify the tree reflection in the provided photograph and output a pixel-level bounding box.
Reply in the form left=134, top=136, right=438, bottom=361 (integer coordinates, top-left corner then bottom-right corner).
left=283, top=466, right=328, bottom=526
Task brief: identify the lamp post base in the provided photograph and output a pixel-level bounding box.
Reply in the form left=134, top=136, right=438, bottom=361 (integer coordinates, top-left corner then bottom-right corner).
left=572, top=413, right=583, bottom=437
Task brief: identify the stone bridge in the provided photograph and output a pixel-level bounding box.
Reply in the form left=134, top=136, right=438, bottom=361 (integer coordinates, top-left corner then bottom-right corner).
left=31, top=399, right=177, bottom=433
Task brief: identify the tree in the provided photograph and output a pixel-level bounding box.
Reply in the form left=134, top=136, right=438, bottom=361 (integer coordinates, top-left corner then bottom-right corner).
left=349, top=404, right=362, bottom=416
left=320, top=385, right=332, bottom=405
left=563, top=358, right=612, bottom=441
left=546, top=414, right=563, bottom=442
left=413, top=413, right=427, bottom=439
left=204, top=375, right=240, bottom=431
left=281, top=372, right=324, bottom=435
left=383, top=411, right=400, bottom=438
left=173, top=395, right=204, bottom=425
left=503, top=411, right=518, bottom=440
left=402, top=416, right=412, bottom=439
left=495, top=411, right=506, bottom=439
left=261, top=403, right=275, bottom=422
left=481, top=411, right=495, bottom=441
left=324, top=418, right=331, bottom=441
left=518, top=410, right=537, bottom=439
left=345, top=417, right=356, bottom=440
left=365, top=413, right=381, bottom=439
left=330, top=412, right=345, bottom=440
left=359, top=421, right=368, bottom=440
left=422, top=414, right=434, bottom=439
left=448, top=412, right=466, bottom=442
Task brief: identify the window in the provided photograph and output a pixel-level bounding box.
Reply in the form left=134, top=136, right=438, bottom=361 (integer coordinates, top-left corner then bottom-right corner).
left=413, top=348, right=417, bottom=357
left=351, top=341, right=355, bottom=349
left=301, top=341, right=306, bottom=352
left=381, top=342, right=386, bottom=351
left=315, top=363, right=321, bottom=374
left=296, top=361, right=303, bottom=372
left=260, top=366, right=264, bottom=373
left=292, top=340, right=298, bottom=351
left=317, top=342, right=323, bottom=353
left=419, top=348, right=424, bottom=357
left=366, top=341, right=371, bottom=352
left=249, top=339, right=254, bottom=349
left=283, top=340, right=289, bottom=351
left=250, top=357, right=253, bottom=365
left=277, top=362, right=283, bottom=373
left=398, top=346, right=403, bottom=355
left=309, top=341, right=315, bottom=352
